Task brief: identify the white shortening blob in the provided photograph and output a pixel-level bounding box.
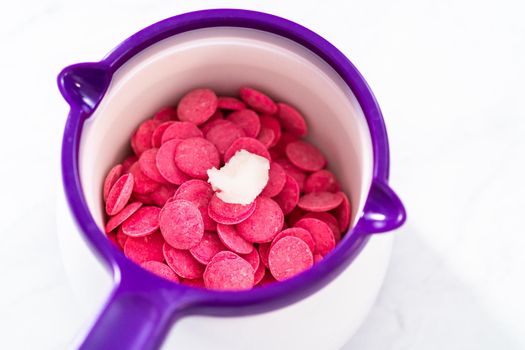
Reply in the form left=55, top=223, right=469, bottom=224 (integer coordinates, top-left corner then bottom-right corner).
left=207, top=149, right=270, bottom=205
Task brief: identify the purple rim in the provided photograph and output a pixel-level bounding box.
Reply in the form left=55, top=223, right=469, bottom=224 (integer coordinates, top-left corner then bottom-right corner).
left=58, top=9, right=406, bottom=349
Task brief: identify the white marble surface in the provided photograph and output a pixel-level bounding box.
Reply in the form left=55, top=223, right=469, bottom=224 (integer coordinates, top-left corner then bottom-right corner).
left=1, top=0, right=524, bottom=349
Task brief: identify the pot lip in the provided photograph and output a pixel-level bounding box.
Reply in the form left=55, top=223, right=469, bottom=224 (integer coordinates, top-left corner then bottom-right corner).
left=59, top=9, right=391, bottom=313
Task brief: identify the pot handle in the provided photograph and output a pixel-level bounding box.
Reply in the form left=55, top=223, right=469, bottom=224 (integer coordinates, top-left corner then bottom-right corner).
left=354, top=180, right=406, bottom=235
left=77, top=278, right=184, bottom=350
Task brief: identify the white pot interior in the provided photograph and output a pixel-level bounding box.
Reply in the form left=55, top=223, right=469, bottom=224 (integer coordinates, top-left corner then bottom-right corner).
left=79, top=27, right=374, bottom=234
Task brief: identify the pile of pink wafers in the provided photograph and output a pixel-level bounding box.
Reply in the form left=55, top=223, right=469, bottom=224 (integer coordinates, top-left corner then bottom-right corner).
left=102, top=87, right=351, bottom=290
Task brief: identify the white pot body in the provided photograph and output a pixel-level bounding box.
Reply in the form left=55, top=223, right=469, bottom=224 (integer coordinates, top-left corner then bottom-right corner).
left=57, top=27, right=394, bottom=350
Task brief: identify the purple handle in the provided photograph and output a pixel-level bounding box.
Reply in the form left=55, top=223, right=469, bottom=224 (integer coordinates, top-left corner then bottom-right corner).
left=355, top=181, right=406, bottom=235
left=79, top=278, right=183, bottom=350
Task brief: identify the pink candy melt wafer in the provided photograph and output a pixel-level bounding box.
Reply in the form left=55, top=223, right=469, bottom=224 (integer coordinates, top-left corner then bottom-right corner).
left=218, top=96, right=246, bottom=110
left=236, top=197, right=283, bottom=243
left=259, top=115, right=281, bottom=148
left=208, top=194, right=256, bottom=225
left=161, top=121, right=203, bottom=144
left=153, top=107, right=177, bottom=122
left=334, top=191, right=351, bottom=232
left=177, top=88, right=218, bottom=125
left=240, top=249, right=260, bottom=271
left=253, top=262, right=266, bottom=285
left=204, top=251, right=254, bottom=290
left=105, top=201, right=142, bottom=233
left=159, top=200, right=204, bottom=250
left=268, top=236, right=313, bottom=281
left=122, top=206, right=161, bottom=237
left=227, top=109, right=260, bottom=137
left=205, top=120, right=246, bottom=155
left=129, top=162, right=160, bottom=195
left=285, top=140, right=326, bottom=172
left=303, top=212, right=341, bottom=242
left=298, top=191, right=344, bottom=212
left=274, top=158, right=306, bottom=192
left=149, top=184, right=177, bottom=208
left=174, top=137, right=220, bottom=179
left=276, top=102, right=308, bottom=137
left=139, top=148, right=168, bottom=184
left=141, top=261, right=180, bottom=282
left=163, top=243, right=205, bottom=279
left=304, top=169, right=340, bottom=193
left=295, top=218, right=335, bottom=256
left=261, top=161, right=286, bottom=197
left=151, top=121, right=174, bottom=148
left=156, top=139, right=190, bottom=185
left=105, top=173, right=134, bottom=216
left=124, top=232, right=165, bottom=264
left=274, top=174, right=300, bottom=215
left=223, top=137, right=271, bottom=163
left=189, top=231, right=226, bottom=265
left=131, top=119, right=160, bottom=156
left=258, top=242, right=271, bottom=268
left=217, top=224, right=254, bottom=255
left=239, top=87, right=277, bottom=114
left=103, top=164, right=123, bottom=201
left=174, top=179, right=215, bottom=231
left=271, top=227, right=315, bottom=253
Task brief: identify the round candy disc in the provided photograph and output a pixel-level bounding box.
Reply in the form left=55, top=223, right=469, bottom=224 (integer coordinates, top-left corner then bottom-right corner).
left=297, top=191, right=344, bottom=212
left=123, top=232, right=165, bottom=265
left=203, top=251, right=254, bottom=290
left=304, top=170, right=340, bottom=193
left=161, top=121, right=203, bottom=144
left=208, top=194, right=256, bottom=225
left=156, top=139, right=190, bottom=185
left=236, top=197, right=283, bottom=243
left=163, top=243, right=205, bottom=279
left=271, top=227, right=315, bottom=253
left=205, top=120, right=246, bottom=155
left=177, top=88, right=218, bottom=125
left=334, top=191, right=351, bottom=232
left=159, top=200, right=204, bottom=250
left=128, top=162, right=161, bottom=195
left=276, top=102, right=308, bottom=137
left=103, top=164, right=123, bottom=201
left=218, top=96, right=246, bottom=110
left=285, top=140, right=326, bottom=172
left=273, top=174, right=300, bottom=215
left=268, top=236, right=313, bottom=281
left=141, top=261, right=180, bottom=283
left=151, top=121, right=174, bottom=148
left=174, top=137, right=220, bottom=179
left=227, top=109, right=260, bottom=137
left=189, top=231, right=226, bottom=265
left=131, top=119, right=160, bottom=156
left=295, top=217, right=335, bottom=256
left=105, top=173, right=134, bottom=216
left=223, top=137, right=270, bottom=163
left=174, top=179, right=215, bottom=231
left=121, top=206, right=161, bottom=237
left=216, top=224, right=254, bottom=255
left=239, top=87, right=277, bottom=114
left=105, top=201, right=142, bottom=233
